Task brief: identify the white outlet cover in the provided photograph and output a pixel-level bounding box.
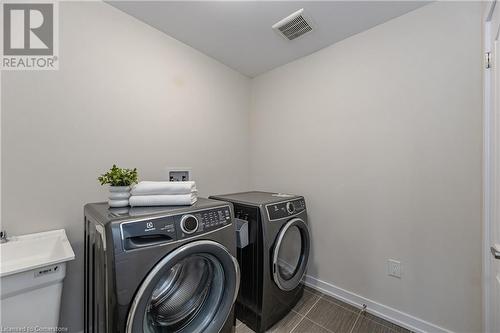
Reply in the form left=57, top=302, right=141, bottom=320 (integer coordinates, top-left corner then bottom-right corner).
left=163, top=167, right=193, bottom=181
left=387, top=259, right=402, bottom=278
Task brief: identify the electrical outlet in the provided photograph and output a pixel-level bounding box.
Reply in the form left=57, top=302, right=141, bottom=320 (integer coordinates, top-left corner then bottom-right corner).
left=163, top=167, right=192, bottom=182
left=387, top=259, right=401, bottom=278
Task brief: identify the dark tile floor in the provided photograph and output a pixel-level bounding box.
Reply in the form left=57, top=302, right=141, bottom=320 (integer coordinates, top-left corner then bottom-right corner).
left=235, top=287, right=414, bottom=333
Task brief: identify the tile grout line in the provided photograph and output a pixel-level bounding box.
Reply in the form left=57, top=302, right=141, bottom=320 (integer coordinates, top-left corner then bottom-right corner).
left=268, top=288, right=407, bottom=333
left=360, top=316, right=401, bottom=333
left=287, top=314, right=305, bottom=333
left=319, top=293, right=362, bottom=315
left=289, top=294, right=342, bottom=333
left=289, top=295, right=322, bottom=333
left=350, top=305, right=403, bottom=333
left=301, top=318, right=336, bottom=333
left=318, top=292, right=396, bottom=333
left=301, top=294, right=359, bottom=333
left=347, top=309, right=363, bottom=333
left=239, top=290, right=410, bottom=333
left=316, top=291, right=408, bottom=333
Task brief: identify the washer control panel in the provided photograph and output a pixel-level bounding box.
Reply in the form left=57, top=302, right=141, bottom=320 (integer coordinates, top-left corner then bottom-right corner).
left=195, top=206, right=232, bottom=233
left=120, top=205, right=233, bottom=250
left=178, top=206, right=231, bottom=238
left=266, top=198, right=306, bottom=221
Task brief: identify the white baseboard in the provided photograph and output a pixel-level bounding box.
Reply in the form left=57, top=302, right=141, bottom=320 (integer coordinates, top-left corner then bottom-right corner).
left=303, top=274, right=453, bottom=333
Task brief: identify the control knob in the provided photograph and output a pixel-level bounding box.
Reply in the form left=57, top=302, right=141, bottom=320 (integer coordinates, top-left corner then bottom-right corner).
left=180, top=214, right=199, bottom=234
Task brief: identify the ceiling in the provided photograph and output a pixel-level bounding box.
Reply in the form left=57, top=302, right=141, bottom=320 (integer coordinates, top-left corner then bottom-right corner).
left=109, top=1, right=429, bottom=77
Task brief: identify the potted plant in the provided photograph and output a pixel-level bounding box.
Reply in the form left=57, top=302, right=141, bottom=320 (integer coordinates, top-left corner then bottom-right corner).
left=98, top=165, right=138, bottom=207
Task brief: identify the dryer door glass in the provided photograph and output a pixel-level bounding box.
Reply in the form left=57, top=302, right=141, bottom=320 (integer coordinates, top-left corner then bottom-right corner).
left=126, top=241, right=239, bottom=333
left=276, top=226, right=302, bottom=280
left=272, top=218, right=310, bottom=291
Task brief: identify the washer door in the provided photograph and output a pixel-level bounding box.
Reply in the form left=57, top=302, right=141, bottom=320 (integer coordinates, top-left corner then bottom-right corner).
left=272, top=218, right=310, bottom=291
left=126, top=240, right=240, bottom=333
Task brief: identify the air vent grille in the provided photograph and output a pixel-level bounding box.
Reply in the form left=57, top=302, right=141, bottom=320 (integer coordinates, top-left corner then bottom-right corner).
left=272, top=9, right=313, bottom=41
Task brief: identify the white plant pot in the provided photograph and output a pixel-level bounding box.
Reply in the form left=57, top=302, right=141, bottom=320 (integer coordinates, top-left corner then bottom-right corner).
left=108, top=186, right=131, bottom=207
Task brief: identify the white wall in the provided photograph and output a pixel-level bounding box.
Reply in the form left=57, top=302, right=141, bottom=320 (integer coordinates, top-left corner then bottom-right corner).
left=1, top=2, right=484, bottom=332
left=1, top=2, right=250, bottom=331
left=250, top=2, right=483, bottom=332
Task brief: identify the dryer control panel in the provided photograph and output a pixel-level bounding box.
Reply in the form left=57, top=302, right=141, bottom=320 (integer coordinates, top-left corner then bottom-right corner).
left=120, top=205, right=232, bottom=250
left=266, top=198, right=306, bottom=221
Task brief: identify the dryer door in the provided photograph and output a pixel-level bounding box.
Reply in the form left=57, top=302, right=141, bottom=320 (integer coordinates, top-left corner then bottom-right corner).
left=126, top=240, right=240, bottom=333
left=272, top=218, right=310, bottom=291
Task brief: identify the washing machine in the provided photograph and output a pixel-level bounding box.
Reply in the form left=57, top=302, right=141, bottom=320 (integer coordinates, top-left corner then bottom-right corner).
left=209, top=191, right=310, bottom=333
left=84, top=198, right=240, bottom=333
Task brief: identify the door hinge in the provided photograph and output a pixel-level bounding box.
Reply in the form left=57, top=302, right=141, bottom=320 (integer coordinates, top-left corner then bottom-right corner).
left=492, top=246, right=500, bottom=259
left=486, top=52, right=492, bottom=69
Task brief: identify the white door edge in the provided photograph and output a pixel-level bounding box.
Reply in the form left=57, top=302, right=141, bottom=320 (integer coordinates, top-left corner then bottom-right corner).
left=484, top=2, right=500, bottom=332
left=484, top=2, right=496, bottom=333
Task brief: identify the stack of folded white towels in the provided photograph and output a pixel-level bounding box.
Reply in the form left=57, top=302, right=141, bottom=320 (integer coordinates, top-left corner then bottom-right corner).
left=129, top=181, right=198, bottom=207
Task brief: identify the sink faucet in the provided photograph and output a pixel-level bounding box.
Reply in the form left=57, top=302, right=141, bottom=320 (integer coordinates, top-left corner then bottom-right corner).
left=0, top=230, right=8, bottom=243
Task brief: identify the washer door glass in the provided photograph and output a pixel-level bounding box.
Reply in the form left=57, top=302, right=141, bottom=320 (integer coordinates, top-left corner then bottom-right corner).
left=145, top=254, right=223, bottom=332
left=127, top=241, right=239, bottom=333
left=272, top=218, right=310, bottom=291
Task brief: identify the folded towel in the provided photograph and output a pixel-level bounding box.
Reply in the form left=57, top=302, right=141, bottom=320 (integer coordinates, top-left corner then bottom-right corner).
left=129, top=193, right=198, bottom=207
left=131, top=181, right=197, bottom=196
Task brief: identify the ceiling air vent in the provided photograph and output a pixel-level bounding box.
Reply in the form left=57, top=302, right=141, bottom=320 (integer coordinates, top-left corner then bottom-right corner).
left=272, top=9, right=313, bottom=41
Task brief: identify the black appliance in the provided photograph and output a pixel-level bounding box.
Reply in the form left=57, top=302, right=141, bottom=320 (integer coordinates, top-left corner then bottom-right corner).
left=84, top=198, right=240, bottom=333
left=210, top=191, right=310, bottom=333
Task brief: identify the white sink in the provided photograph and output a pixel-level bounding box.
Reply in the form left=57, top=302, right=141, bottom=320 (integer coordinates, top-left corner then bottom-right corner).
left=0, top=229, right=75, bottom=329
left=0, top=229, right=75, bottom=277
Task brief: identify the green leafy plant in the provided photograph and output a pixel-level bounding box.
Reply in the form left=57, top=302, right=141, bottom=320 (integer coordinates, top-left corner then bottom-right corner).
left=98, top=165, right=138, bottom=186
